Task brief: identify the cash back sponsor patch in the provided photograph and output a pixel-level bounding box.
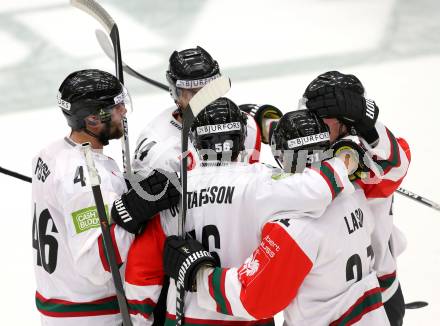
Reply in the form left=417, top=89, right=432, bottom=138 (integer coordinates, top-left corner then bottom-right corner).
left=71, top=205, right=108, bottom=234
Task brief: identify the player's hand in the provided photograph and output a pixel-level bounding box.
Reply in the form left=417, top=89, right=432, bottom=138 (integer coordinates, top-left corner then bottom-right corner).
left=331, top=139, right=370, bottom=181
left=163, top=236, right=218, bottom=292
left=305, top=86, right=379, bottom=144
left=111, top=169, right=180, bottom=234
left=239, top=104, right=282, bottom=144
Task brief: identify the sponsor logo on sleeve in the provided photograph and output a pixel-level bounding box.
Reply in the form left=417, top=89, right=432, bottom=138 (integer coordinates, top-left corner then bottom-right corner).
left=71, top=205, right=108, bottom=234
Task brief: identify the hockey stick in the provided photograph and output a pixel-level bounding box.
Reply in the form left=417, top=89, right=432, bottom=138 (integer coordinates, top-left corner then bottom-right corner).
left=175, top=76, right=231, bottom=326
left=405, top=301, right=428, bottom=309
left=95, top=29, right=169, bottom=91
left=71, top=0, right=132, bottom=177
left=0, top=166, right=31, bottom=183
left=396, top=187, right=440, bottom=211
left=82, top=143, right=133, bottom=326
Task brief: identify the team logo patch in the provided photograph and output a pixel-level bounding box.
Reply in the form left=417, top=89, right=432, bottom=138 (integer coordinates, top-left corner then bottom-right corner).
left=239, top=256, right=260, bottom=277
left=238, top=249, right=270, bottom=285
left=287, top=132, right=329, bottom=149
left=71, top=205, right=108, bottom=234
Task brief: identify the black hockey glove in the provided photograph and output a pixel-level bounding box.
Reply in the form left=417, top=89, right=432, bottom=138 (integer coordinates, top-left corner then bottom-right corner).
left=163, top=235, right=218, bottom=292
left=331, top=139, right=371, bottom=181
left=111, top=170, right=180, bottom=234
left=239, top=104, right=282, bottom=144
left=305, top=86, right=379, bottom=144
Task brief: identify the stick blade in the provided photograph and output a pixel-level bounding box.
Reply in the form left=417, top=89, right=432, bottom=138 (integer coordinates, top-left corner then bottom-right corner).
left=405, top=301, right=428, bottom=309
left=71, top=0, right=114, bottom=34
left=95, top=29, right=116, bottom=61
left=188, top=76, right=231, bottom=117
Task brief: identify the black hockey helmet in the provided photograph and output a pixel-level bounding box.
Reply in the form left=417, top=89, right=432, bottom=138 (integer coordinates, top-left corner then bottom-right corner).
left=190, top=97, right=247, bottom=162
left=166, top=46, right=220, bottom=101
left=271, top=110, right=331, bottom=173
left=58, top=69, right=129, bottom=130
left=304, top=70, right=365, bottom=96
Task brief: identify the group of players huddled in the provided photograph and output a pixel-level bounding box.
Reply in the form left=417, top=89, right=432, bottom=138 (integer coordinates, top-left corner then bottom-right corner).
left=32, top=46, right=410, bottom=326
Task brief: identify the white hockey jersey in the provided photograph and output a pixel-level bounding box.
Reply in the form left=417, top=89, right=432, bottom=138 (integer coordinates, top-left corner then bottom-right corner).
left=355, top=122, right=411, bottom=301
left=32, top=137, right=134, bottom=326
left=195, top=186, right=390, bottom=325
left=132, top=106, right=261, bottom=174
left=124, top=158, right=354, bottom=325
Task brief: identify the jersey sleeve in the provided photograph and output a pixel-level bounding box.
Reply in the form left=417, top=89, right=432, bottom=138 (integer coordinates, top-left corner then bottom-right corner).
left=195, top=219, right=318, bottom=319
left=133, top=133, right=180, bottom=173
left=124, top=214, right=166, bottom=325
left=57, top=160, right=134, bottom=286
left=257, top=157, right=354, bottom=220
left=356, top=121, right=411, bottom=198
left=133, top=128, right=198, bottom=173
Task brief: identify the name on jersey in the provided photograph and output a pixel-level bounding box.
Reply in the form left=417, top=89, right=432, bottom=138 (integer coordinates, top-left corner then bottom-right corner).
left=187, top=186, right=235, bottom=209
left=344, top=208, right=364, bottom=234
left=71, top=205, right=108, bottom=234
left=35, top=157, right=51, bottom=182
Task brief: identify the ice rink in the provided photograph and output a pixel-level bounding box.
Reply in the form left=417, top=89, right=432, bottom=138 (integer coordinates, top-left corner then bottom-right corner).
left=1, top=0, right=439, bottom=324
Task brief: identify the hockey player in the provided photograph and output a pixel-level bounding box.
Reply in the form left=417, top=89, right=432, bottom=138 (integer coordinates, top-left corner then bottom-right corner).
left=32, top=69, right=179, bottom=326
left=241, top=73, right=410, bottom=325
left=129, top=46, right=281, bottom=324
left=164, top=109, right=391, bottom=325
left=303, top=71, right=411, bottom=326
left=124, top=97, right=361, bottom=325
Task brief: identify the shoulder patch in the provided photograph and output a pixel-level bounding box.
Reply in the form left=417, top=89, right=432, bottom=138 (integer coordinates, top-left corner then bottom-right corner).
left=71, top=205, right=108, bottom=234
left=34, top=157, right=51, bottom=182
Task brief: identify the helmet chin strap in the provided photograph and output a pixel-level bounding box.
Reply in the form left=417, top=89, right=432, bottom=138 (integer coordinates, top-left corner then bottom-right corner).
left=83, top=120, right=112, bottom=146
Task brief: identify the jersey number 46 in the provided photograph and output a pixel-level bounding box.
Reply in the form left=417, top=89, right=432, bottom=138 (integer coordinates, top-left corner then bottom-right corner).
left=32, top=204, right=58, bottom=274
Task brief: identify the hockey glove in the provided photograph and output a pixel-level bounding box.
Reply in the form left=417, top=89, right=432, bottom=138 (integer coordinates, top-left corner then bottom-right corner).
left=305, top=86, right=379, bottom=145
left=163, top=235, right=218, bottom=292
left=111, top=170, right=180, bottom=234
left=239, top=104, right=282, bottom=144
left=331, top=139, right=370, bottom=181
